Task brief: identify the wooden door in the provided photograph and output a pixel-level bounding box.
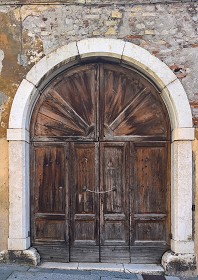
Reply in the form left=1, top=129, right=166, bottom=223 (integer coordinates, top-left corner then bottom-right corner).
left=69, top=142, right=130, bottom=262
left=30, top=62, right=170, bottom=263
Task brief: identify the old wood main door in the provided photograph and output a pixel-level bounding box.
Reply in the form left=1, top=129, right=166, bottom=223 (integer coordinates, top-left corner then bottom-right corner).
left=30, top=63, right=171, bottom=263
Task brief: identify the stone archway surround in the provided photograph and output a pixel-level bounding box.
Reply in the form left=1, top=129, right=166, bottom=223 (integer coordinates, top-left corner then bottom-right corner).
left=6, top=39, right=195, bottom=271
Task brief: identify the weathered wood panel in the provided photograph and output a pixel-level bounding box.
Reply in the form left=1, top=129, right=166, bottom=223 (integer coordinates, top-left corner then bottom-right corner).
left=70, top=142, right=99, bottom=261
left=31, top=63, right=170, bottom=142
left=130, top=245, right=169, bottom=264
left=33, top=244, right=69, bottom=263
left=31, top=64, right=99, bottom=141
left=100, top=64, right=170, bottom=141
left=100, top=142, right=130, bottom=262
left=131, top=142, right=170, bottom=255
left=31, top=144, right=69, bottom=261
left=33, top=145, right=66, bottom=214
left=70, top=246, right=99, bottom=263
left=100, top=246, right=130, bottom=263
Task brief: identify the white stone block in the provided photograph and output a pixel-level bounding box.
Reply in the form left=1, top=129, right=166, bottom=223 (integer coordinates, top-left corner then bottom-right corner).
left=165, top=276, right=180, bottom=280
left=162, top=79, right=193, bottom=128
left=78, top=262, right=124, bottom=272
left=40, top=262, right=79, bottom=270
left=124, top=264, right=164, bottom=275
left=7, top=128, right=30, bottom=142
left=122, top=42, right=177, bottom=90
left=171, top=141, right=193, bottom=244
left=8, top=237, right=30, bottom=250
left=172, top=128, right=194, bottom=141
left=77, top=38, right=125, bottom=60
left=9, top=141, right=30, bottom=249
left=26, top=42, right=79, bottom=87
left=171, top=240, right=194, bottom=254
left=9, top=79, right=37, bottom=130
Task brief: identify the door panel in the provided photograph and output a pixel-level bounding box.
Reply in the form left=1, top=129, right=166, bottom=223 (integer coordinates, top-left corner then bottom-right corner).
left=70, top=143, right=99, bottom=262
left=100, top=142, right=130, bottom=262
left=134, top=144, right=167, bottom=214
left=31, top=144, right=69, bottom=262
left=131, top=142, right=170, bottom=263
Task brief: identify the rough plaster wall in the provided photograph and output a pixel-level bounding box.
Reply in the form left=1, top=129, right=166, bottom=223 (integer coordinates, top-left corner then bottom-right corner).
left=0, top=2, right=198, bottom=136
left=0, top=2, right=198, bottom=255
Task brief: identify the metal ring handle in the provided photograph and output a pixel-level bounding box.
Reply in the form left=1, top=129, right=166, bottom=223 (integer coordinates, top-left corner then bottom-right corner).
left=82, top=186, right=116, bottom=194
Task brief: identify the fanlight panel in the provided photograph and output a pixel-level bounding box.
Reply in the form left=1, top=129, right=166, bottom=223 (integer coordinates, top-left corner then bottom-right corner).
left=31, top=63, right=170, bottom=141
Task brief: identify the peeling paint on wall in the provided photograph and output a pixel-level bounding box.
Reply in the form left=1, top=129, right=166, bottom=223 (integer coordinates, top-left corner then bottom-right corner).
left=0, top=49, right=4, bottom=74
left=0, top=91, right=8, bottom=123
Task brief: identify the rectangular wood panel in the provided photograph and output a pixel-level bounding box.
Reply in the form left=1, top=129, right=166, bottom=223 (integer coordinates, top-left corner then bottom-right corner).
left=100, top=142, right=130, bottom=262
left=70, top=143, right=99, bottom=262
left=33, top=244, right=69, bottom=263
left=35, top=218, right=65, bottom=241
left=130, top=245, right=169, bottom=264
left=33, top=145, right=67, bottom=214
left=31, top=144, right=69, bottom=262
left=131, top=142, right=170, bottom=258
left=134, top=144, right=167, bottom=214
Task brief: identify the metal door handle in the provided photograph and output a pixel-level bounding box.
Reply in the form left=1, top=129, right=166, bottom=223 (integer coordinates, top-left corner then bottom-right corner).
left=82, top=186, right=116, bottom=194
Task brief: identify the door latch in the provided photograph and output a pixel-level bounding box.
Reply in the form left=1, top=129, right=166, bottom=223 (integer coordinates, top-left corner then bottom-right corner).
left=82, top=186, right=117, bottom=194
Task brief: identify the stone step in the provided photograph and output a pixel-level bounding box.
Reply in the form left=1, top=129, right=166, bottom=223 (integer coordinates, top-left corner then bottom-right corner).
left=40, top=262, right=164, bottom=275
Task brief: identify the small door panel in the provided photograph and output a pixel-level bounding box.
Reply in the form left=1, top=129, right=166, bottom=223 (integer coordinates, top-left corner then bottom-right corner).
left=31, top=144, right=69, bottom=262
left=70, top=143, right=99, bottom=261
left=35, top=217, right=65, bottom=241
left=100, top=142, right=130, bottom=262
left=33, top=145, right=66, bottom=214
left=131, top=142, right=170, bottom=263
left=134, top=144, right=167, bottom=214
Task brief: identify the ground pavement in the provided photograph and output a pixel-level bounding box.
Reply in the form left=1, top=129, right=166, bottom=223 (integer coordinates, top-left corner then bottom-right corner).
left=0, top=263, right=197, bottom=280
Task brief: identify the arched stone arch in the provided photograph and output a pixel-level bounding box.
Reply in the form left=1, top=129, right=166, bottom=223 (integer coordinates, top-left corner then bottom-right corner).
left=7, top=38, right=195, bottom=270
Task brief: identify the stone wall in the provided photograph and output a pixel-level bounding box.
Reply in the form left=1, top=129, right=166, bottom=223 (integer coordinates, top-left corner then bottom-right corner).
left=0, top=0, right=198, bottom=266
left=0, top=1, right=198, bottom=138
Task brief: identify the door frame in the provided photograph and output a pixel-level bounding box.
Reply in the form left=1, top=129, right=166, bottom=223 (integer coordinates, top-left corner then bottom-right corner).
left=7, top=39, right=194, bottom=265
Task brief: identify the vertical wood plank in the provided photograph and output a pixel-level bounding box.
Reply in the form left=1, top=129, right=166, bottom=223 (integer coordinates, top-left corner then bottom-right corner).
left=69, top=142, right=99, bottom=262
left=99, top=142, right=130, bottom=262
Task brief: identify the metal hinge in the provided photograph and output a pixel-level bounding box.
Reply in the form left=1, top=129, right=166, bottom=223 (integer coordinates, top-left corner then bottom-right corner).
left=170, top=233, right=173, bottom=239
left=28, top=231, right=30, bottom=237
left=192, top=205, right=195, bottom=211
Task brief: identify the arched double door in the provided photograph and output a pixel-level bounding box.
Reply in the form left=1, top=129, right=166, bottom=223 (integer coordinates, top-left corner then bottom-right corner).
left=30, top=63, right=170, bottom=263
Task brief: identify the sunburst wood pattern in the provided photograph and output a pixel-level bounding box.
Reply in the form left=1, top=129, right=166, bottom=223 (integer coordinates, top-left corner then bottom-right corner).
left=31, top=63, right=170, bottom=141
left=101, top=64, right=169, bottom=140
left=31, top=64, right=98, bottom=140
